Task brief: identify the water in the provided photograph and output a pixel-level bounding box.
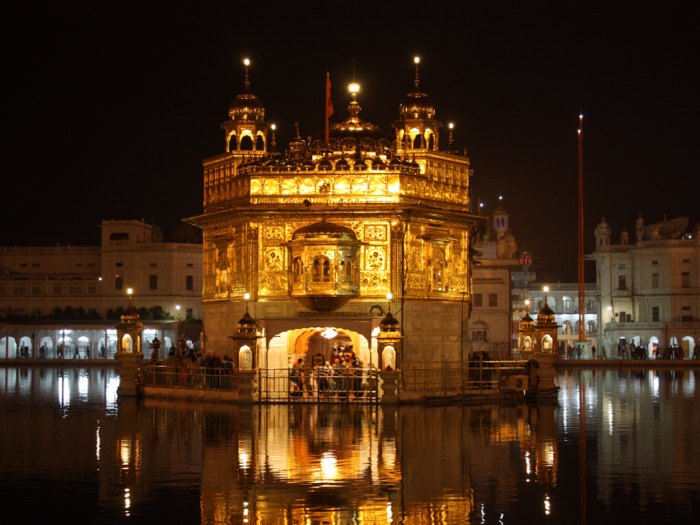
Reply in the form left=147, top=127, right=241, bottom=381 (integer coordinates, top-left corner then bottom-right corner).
left=0, top=367, right=698, bottom=524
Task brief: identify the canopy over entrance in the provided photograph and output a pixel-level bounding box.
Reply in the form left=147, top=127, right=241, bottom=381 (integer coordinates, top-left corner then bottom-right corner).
left=261, top=316, right=379, bottom=348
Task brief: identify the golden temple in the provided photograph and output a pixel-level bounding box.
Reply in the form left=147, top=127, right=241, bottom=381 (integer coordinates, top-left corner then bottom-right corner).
left=188, top=57, right=485, bottom=367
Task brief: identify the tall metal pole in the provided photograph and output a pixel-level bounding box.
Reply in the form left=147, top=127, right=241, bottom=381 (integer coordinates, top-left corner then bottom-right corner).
left=578, top=115, right=586, bottom=343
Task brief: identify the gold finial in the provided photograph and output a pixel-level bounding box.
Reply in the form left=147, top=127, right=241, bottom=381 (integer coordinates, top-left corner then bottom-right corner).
left=414, top=56, right=420, bottom=87
left=243, top=58, right=250, bottom=89
left=294, top=121, right=301, bottom=138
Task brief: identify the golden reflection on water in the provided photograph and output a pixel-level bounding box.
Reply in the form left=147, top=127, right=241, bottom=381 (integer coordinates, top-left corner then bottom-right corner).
left=1, top=368, right=698, bottom=523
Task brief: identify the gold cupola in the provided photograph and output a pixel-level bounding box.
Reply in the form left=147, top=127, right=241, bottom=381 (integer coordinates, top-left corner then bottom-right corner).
left=221, top=58, right=270, bottom=153
left=394, top=57, right=442, bottom=153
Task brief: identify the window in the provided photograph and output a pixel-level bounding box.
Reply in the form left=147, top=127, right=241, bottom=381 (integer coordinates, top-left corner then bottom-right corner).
left=186, top=263, right=193, bottom=267
left=618, top=275, right=627, bottom=290
left=652, top=306, right=660, bottom=322
left=587, top=320, right=596, bottom=334
left=32, top=286, right=41, bottom=294
left=681, top=272, right=690, bottom=287
left=150, top=263, right=157, bottom=268
left=186, top=275, right=194, bottom=290
left=619, top=264, right=626, bottom=269
left=88, top=286, right=97, bottom=294
left=68, top=285, right=81, bottom=294
left=87, top=263, right=95, bottom=267
left=149, top=275, right=158, bottom=290
left=76, top=263, right=83, bottom=267
left=115, top=275, right=123, bottom=290
left=651, top=260, right=658, bottom=265
left=473, top=293, right=483, bottom=308
left=618, top=311, right=626, bottom=322
left=20, top=263, right=27, bottom=268
left=116, top=262, right=123, bottom=267
left=110, top=232, right=129, bottom=241
left=564, top=299, right=572, bottom=311
left=53, top=285, right=62, bottom=294
left=488, top=294, right=498, bottom=307
left=312, top=257, right=331, bottom=282
left=32, top=263, right=39, bottom=268
left=682, top=259, right=690, bottom=264
left=652, top=273, right=659, bottom=288
left=186, top=308, right=193, bottom=319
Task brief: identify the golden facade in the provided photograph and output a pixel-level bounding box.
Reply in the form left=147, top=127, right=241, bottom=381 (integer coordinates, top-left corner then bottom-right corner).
left=189, top=59, right=483, bottom=364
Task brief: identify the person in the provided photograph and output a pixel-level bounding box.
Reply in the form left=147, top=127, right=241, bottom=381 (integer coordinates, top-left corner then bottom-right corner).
left=591, top=345, right=597, bottom=360
left=73, top=345, right=81, bottom=359
left=290, top=358, right=304, bottom=395
left=99, top=342, right=105, bottom=358
left=85, top=345, right=90, bottom=359
left=165, top=350, right=179, bottom=386
left=39, top=344, right=46, bottom=359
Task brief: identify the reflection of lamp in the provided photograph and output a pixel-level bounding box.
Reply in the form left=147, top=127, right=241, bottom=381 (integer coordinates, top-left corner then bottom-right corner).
left=321, top=328, right=338, bottom=339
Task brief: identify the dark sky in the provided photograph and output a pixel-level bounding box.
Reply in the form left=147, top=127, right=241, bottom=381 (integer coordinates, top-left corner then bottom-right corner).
left=4, top=1, right=698, bottom=281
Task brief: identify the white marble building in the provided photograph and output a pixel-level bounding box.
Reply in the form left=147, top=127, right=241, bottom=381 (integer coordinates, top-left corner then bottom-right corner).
left=591, top=215, right=700, bottom=358
left=0, top=219, right=203, bottom=358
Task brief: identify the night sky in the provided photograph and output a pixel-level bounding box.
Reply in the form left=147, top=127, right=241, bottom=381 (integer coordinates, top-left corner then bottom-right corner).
left=4, top=2, right=698, bottom=282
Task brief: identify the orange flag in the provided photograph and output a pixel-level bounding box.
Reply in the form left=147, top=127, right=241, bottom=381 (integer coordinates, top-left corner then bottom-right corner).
left=325, top=72, right=334, bottom=146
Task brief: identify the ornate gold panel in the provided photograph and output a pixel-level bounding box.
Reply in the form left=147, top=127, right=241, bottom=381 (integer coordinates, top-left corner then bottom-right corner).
left=264, top=248, right=284, bottom=271
left=365, top=247, right=386, bottom=270
left=361, top=272, right=388, bottom=290
left=364, top=225, right=387, bottom=241
left=264, top=226, right=284, bottom=241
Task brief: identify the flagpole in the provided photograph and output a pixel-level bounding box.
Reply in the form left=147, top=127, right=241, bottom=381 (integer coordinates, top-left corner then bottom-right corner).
left=325, top=71, right=333, bottom=147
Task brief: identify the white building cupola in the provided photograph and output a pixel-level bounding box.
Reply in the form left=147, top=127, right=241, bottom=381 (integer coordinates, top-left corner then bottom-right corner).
left=636, top=213, right=645, bottom=243
left=493, top=197, right=509, bottom=240
left=595, top=217, right=612, bottom=247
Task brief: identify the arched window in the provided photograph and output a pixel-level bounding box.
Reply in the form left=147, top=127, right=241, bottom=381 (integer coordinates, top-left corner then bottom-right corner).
left=432, top=262, right=444, bottom=290
left=312, top=258, right=321, bottom=282
left=523, top=336, right=532, bottom=351
left=292, top=257, right=302, bottom=283
left=541, top=334, right=553, bottom=352
left=255, top=135, right=264, bottom=151
left=322, top=259, right=331, bottom=281
left=587, top=320, right=597, bottom=334
left=346, top=257, right=354, bottom=282
left=239, top=345, right=253, bottom=370
left=428, top=134, right=435, bottom=150
left=122, top=334, right=133, bottom=353
left=382, top=345, right=396, bottom=370
left=229, top=134, right=237, bottom=151
left=240, top=135, right=253, bottom=151
left=413, top=134, right=422, bottom=149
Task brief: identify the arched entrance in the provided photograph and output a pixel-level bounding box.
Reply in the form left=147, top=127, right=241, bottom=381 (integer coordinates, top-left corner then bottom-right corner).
left=681, top=336, right=695, bottom=359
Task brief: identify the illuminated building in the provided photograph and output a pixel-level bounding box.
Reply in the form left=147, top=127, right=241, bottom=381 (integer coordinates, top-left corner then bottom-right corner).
left=592, top=214, right=700, bottom=357
left=188, top=58, right=483, bottom=367
left=0, top=219, right=202, bottom=358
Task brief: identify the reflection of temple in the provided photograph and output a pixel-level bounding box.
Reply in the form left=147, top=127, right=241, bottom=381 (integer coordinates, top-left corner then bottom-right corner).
left=188, top=59, right=485, bottom=367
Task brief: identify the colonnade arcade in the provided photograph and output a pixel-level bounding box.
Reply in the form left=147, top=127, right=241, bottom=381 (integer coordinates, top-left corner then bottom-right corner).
left=0, top=325, right=183, bottom=360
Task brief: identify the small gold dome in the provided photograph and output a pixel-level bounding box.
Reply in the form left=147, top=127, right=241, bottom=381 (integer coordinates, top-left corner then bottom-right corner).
left=237, top=312, right=257, bottom=334
left=292, top=221, right=358, bottom=241
left=537, top=304, right=556, bottom=324
left=229, top=87, right=265, bottom=122
left=400, top=88, right=435, bottom=120
left=520, top=313, right=534, bottom=328
left=379, top=311, right=401, bottom=332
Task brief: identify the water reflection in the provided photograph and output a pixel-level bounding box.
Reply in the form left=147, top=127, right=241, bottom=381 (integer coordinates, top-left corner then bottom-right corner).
left=0, top=368, right=698, bottom=523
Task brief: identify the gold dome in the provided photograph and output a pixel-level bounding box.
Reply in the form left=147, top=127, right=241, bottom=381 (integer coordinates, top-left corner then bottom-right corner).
left=537, top=304, right=556, bottom=324
left=237, top=311, right=257, bottom=334
left=520, top=313, right=534, bottom=328
left=292, top=220, right=358, bottom=241
left=400, top=86, right=435, bottom=120
left=229, top=87, right=265, bottom=122
left=379, top=311, right=401, bottom=332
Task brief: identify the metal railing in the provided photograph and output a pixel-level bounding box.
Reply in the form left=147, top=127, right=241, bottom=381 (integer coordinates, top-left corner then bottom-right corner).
left=401, top=361, right=529, bottom=395
left=257, top=367, right=380, bottom=403
left=141, top=364, right=239, bottom=391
